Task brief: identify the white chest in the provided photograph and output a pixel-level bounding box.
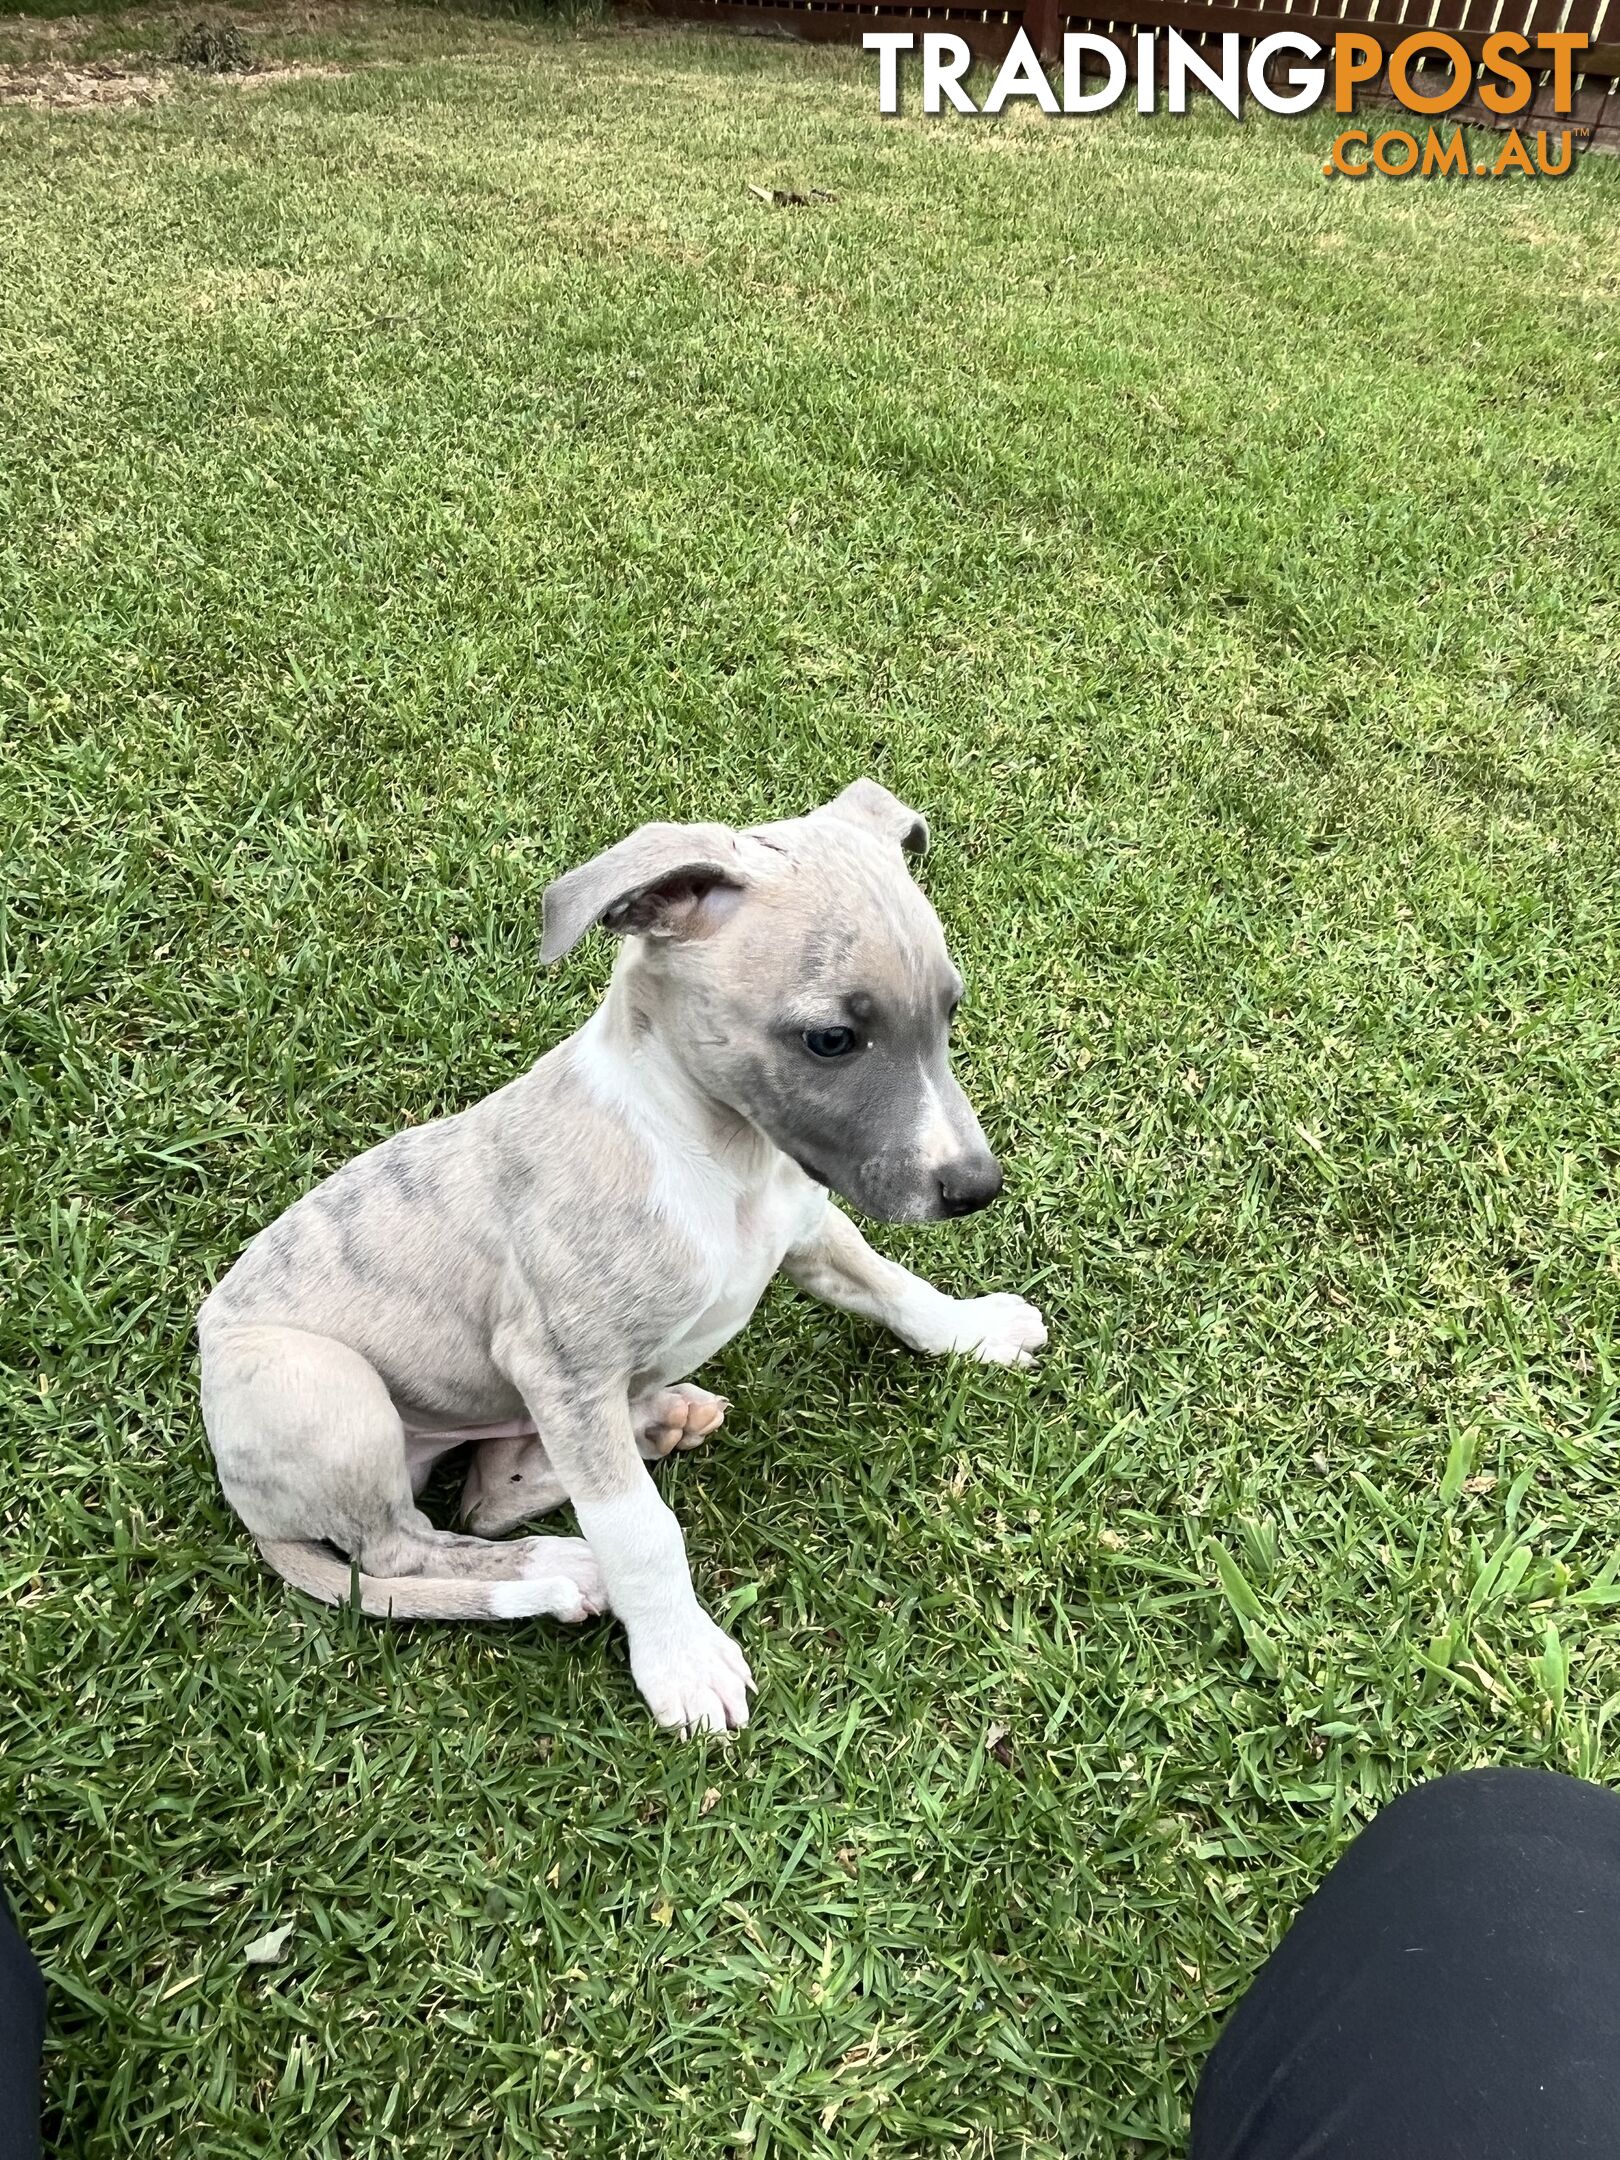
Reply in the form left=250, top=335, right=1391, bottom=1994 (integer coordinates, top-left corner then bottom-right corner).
left=568, top=1014, right=829, bottom=1389
left=648, top=1158, right=827, bottom=1386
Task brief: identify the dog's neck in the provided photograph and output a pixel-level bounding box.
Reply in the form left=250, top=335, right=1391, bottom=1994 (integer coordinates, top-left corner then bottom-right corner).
left=573, top=945, right=780, bottom=1189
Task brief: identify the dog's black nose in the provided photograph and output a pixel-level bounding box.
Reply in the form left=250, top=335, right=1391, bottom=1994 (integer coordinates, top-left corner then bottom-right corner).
left=939, top=1158, right=1003, bottom=1216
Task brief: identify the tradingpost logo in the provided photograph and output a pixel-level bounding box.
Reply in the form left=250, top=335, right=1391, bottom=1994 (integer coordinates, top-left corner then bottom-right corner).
left=867, top=29, right=1593, bottom=177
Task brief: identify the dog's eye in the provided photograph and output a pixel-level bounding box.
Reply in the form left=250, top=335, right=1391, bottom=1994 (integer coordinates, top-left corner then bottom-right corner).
left=803, top=1027, right=859, bottom=1060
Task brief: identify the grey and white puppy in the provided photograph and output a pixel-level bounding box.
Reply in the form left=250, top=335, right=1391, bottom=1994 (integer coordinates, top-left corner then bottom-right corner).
left=198, top=781, right=1045, bottom=1733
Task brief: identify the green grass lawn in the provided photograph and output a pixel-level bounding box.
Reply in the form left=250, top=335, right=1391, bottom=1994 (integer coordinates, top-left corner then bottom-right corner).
left=3, top=5, right=1619, bottom=2152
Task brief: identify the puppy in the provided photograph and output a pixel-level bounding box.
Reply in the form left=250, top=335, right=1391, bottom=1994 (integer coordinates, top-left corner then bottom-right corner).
left=198, top=781, right=1045, bottom=1732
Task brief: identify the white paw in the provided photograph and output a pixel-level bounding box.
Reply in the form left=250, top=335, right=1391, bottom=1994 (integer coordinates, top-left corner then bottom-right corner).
left=488, top=1575, right=595, bottom=1622
left=629, top=1609, right=754, bottom=1736
left=488, top=1537, right=607, bottom=1623
left=633, top=1384, right=729, bottom=1462
left=938, top=1293, right=1048, bottom=1368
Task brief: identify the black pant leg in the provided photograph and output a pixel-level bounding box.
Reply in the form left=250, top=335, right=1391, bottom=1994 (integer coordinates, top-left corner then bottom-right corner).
left=1192, top=1766, right=1620, bottom=2160
left=0, top=1889, right=43, bottom=2160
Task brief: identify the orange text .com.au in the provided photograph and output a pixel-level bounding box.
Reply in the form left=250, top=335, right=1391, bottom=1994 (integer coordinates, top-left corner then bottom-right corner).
left=1325, top=126, right=1578, bottom=177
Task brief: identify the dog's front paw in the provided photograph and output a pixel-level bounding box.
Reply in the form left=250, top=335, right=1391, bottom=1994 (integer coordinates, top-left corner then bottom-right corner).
left=938, top=1293, right=1048, bottom=1369
left=630, top=1609, right=754, bottom=1736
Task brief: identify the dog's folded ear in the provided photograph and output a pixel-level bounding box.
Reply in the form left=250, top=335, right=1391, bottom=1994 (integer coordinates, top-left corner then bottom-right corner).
left=821, top=778, right=930, bottom=857
left=540, top=822, right=746, bottom=964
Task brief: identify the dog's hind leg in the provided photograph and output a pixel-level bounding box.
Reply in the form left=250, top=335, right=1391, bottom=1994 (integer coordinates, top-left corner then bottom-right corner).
left=459, top=1384, right=730, bottom=1535
left=631, top=1383, right=728, bottom=1461
left=460, top=1433, right=570, bottom=1535
left=467, top=1385, right=728, bottom=1489
left=200, top=1322, right=605, bottom=1622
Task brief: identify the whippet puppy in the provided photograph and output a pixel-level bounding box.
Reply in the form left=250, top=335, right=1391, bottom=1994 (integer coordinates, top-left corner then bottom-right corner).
left=198, top=781, right=1046, bottom=1733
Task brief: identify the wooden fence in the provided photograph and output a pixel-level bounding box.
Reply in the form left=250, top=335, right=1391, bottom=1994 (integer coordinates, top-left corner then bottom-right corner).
left=619, top=0, right=1620, bottom=150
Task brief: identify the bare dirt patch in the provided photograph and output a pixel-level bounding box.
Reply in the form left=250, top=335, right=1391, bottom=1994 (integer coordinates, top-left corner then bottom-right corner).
left=227, top=58, right=353, bottom=88
left=0, top=52, right=352, bottom=109
left=0, top=58, right=170, bottom=107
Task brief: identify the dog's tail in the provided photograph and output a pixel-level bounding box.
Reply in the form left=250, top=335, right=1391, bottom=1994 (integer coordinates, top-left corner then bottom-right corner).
left=256, top=1539, right=594, bottom=1623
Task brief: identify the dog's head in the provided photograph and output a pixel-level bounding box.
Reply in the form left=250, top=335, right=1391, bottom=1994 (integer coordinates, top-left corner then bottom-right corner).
left=541, top=780, right=1003, bottom=1224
